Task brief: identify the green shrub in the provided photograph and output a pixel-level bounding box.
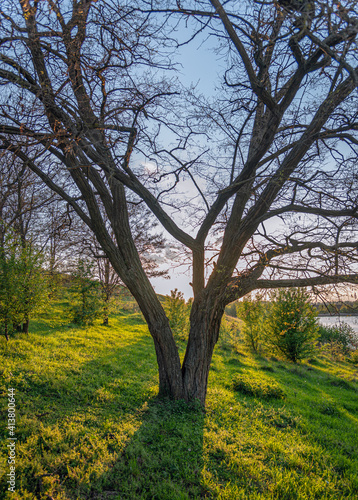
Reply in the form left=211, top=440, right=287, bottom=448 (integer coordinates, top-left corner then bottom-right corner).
left=0, top=230, right=48, bottom=338
left=69, top=259, right=101, bottom=326
left=232, top=372, right=285, bottom=399
left=217, top=316, right=241, bottom=351
left=265, top=288, right=318, bottom=363
left=164, top=289, right=191, bottom=342
left=236, top=294, right=265, bottom=352
left=318, top=322, right=357, bottom=353
left=225, top=302, right=237, bottom=318
left=349, top=349, right=358, bottom=365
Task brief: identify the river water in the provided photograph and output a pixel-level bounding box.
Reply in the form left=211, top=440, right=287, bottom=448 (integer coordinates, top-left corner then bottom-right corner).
left=318, top=315, right=358, bottom=334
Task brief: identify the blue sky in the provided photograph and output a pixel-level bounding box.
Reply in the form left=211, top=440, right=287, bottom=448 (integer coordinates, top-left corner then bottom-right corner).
left=149, top=23, right=222, bottom=299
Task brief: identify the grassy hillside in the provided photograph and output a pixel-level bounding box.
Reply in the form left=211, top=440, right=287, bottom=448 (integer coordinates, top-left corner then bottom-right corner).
left=0, top=301, right=358, bottom=499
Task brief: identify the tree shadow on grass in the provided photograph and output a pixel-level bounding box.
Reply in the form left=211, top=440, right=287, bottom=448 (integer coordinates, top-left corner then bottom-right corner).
left=0, top=335, right=206, bottom=500
left=94, top=398, right=206, bottom=500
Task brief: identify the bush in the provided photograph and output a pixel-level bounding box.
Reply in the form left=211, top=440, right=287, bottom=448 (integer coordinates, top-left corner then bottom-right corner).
left=225, top=302, right=237, bottom=318
left=236, top=294, right=265, bottom=352
left=164, top=289, right=191, bottom=342
left=349, top=350, right=358, bottom=365
left=318, top=323, right=357, bottom=354
left=69, top=260, right=102, bottom=326
left=0, top=231, right=48, bottom=338
left=232, top=372, right=285, bottom=399
left=265, top=288, right=318, bottom=363
left=217, top=316, right=241, bottom=352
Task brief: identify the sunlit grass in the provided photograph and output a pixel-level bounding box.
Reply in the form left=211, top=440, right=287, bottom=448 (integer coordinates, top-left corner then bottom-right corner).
left=0, top=304, right=357, bottom=499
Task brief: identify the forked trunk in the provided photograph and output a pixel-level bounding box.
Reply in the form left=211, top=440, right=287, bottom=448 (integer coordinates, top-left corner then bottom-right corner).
left=138, top=291, right=224, bottom=405
left=101, top=226, right=224, bottom=405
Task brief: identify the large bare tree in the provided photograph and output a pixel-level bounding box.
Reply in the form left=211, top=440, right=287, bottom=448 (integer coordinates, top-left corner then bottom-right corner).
left=0, top=0, right=357, bottom=404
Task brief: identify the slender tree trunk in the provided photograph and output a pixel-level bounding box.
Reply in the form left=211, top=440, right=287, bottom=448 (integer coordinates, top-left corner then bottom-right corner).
left=102, top=261, right=110, bottom=326
left=22, top=317, right=29, bottom=334
left=4, top=321, right=9, bottom=341
left=102, top=289, right=109, bottom=326
left=103, top=308, right=109, bottom=326
left=82, top=291, right=86, bottom=320
left=103, top=295, right=109, bottom=326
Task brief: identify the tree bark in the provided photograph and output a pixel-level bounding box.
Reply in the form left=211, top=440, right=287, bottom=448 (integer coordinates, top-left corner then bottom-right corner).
left=130, top=280, right=185, bottom=400
left=22, top=318, right=29, bottom=334
left=182, top=295, right=225, bottom=404
left=103, top=312, right=109, bottom=326
left=4, top=321, right=9, bottom=341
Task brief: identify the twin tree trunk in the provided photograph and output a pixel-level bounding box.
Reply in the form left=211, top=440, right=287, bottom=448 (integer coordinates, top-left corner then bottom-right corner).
left=148, top=298, right=223, bottom=406
left=93, top=200, right=225, bottom=405
left=124, top=267, right=225, bottom=406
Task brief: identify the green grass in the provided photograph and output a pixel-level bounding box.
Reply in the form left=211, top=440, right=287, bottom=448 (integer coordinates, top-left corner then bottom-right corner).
left=0, top=304, right=358, bottom=499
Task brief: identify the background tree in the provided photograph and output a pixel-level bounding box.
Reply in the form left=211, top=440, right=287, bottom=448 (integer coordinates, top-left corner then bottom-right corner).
left=0, top=230, right=22, bottom=340
left=0, top=229, right=47, bottom=338
left=266, top=288, right=318, bottom=362
left=236, top=294, right=265, bottom=352
left=0, top=152, right=58, bottom=246
left=16, top=241, right=48, bottom=333
left=0, top=0, right=357, bottom=404
left=69, top=259, right=102, bottom=326
left=42, top=199, right=86, bottom=295
left=0, top=150, right=72, bottom=305
left=82, top=207, right=168, bottom=325
left=164, top=289, right=191, bottom=342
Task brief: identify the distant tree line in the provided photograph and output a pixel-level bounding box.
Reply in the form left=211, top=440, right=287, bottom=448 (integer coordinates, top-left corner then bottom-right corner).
left=313, top=301, right=358, bottom=316
left=226, top=298, right=358, bottom=318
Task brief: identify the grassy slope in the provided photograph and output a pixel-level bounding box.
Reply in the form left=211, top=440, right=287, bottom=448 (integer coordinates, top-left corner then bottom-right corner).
left=0, top=303, right=357, bottom=500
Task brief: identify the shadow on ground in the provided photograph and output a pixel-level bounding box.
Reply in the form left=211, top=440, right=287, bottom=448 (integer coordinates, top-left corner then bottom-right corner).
left=91, top=398, right=206, bottom=500
left=0, top=328, right=206, bottom=500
